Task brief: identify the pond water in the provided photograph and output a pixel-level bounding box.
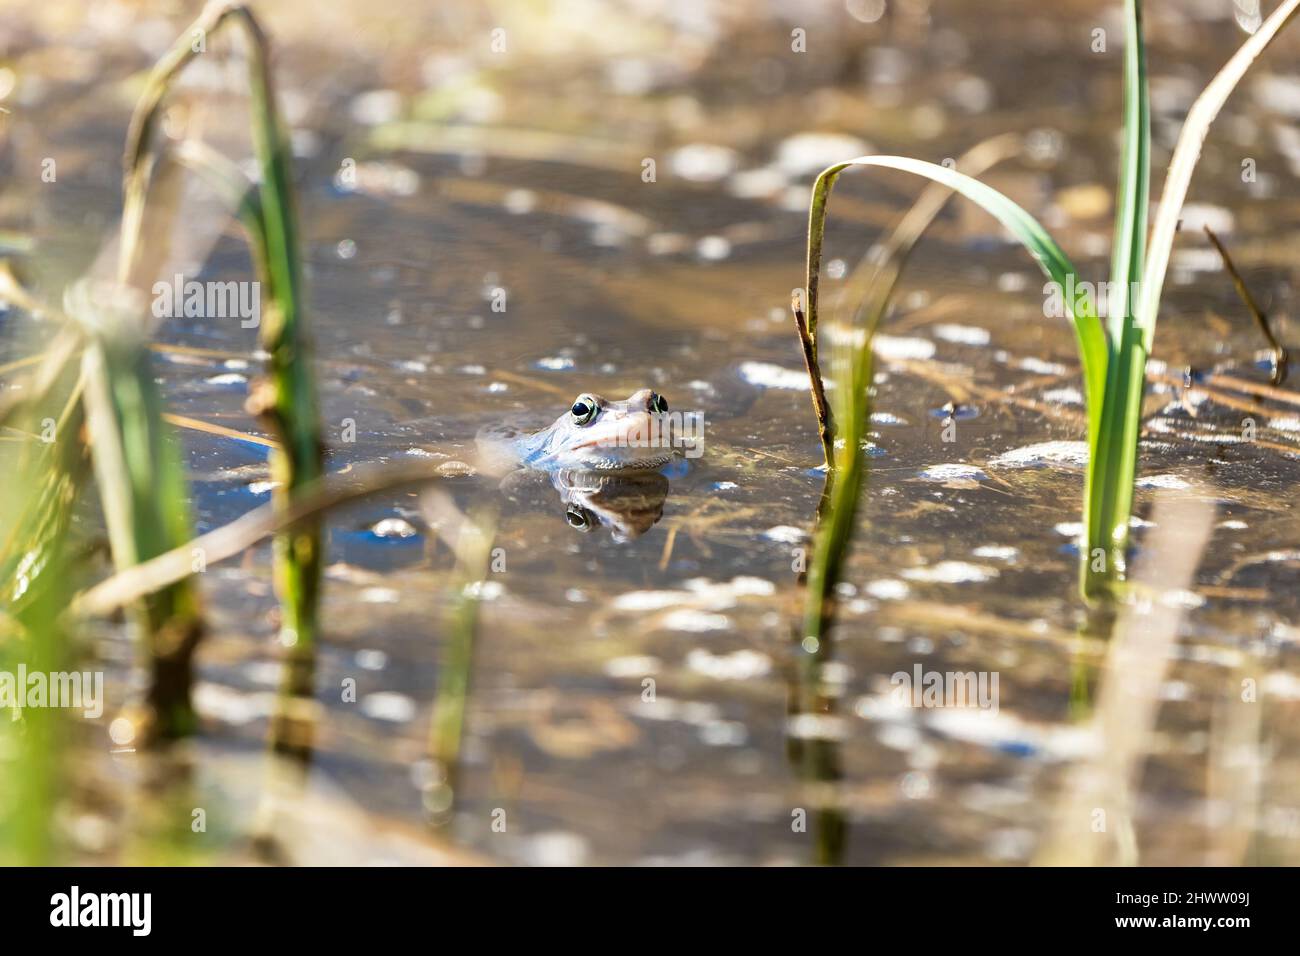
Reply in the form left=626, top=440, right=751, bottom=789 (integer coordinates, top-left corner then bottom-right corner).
left=3, top=0, right=1300, bottom=864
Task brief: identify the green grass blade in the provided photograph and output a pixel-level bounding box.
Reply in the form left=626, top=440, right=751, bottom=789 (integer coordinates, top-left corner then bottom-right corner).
left=837, top=134, right=1023, bottom=333
left=1086, top=0, right=1152, bottom=595
left=1107, top=0, right=1150, bottom=347
left=76, top=296, right=204, bottom=739
left=1086, top=0, right=1300, bottom=596
left=0, top=348, right=79, bottom=863
left=224, top=8, right=325, bottom=726
left=1136, top=0, right=1300, bottom=347
left=805, top=156, right=1107, bottom=432
left=426, top=501, right=496, bottom=826
left=120, top=3, right=325, bottom=750
left=800, top=137, right=1024, bottom=678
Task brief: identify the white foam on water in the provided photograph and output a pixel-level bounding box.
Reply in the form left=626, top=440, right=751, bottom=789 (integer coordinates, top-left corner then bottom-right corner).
left=1136, top=474, right=1191, bottom=490
left=990, top=441, right=1089, bottom=468
left=686, top=649, right=772, bottom=680
left=1041, top=386, right=1083, bottom=405
left=738, top=361, right=810, bottom=390
left=603, top=655, right=660, bottom=678
left=361, top=692, right=416, bottom=723
left=865, top=579, right=910, bottom=600
left=662, top=610, right=731, bottom=632
left=918, top=463, right=988, bottom=482
left=874, top=334, right=937, bottom=361
left=901, top=561, right=998, bottom=584
left=933, top=323, right=991, bottom=346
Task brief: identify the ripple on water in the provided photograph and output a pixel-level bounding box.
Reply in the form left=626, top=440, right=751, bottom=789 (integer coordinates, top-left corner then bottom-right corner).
left=205, top=373, right=247, bottom=386
left=873, top=334, right=936, bottom=361
left=1135, top=474, right=1192, bottom=490
left=686, top=649, right=771, bottom=680
left=669, top=144, right=739, bottom=182
left=603, top=655, right=660, bottom=678
left=972, top=545, right=1020, bottom=561
left=662, top=610, right=731, bottom=632
left=917, top=463, right=988, bottom=482
left=864, top=579, right=910, bottom=600
left=932, top=323, right=991, bottom=346
left=871, top=411, right=908, bottom=426
left=1041, top=386, right=1083, bottom=405
left=738, top=361, right=810, bottom=390
left=361, top=692, right=416, bottom=723
left=775, top=132, right=871, bottom=176
left=901, top=561, right=998, bottom=584
left=990, top=440, right=1088, bottom=468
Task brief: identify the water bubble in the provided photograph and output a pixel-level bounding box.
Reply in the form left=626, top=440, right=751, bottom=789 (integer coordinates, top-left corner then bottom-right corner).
left=696, top=236, right=732, bottom=261
left=361, top=692, right=416, bottom=722
left=503, top=188, right=536, bottom=214
left=846, top=0, right=887, bottom=24
left=669, top=144, right=739, bottom=183
left=900, top=771, right=931, bottom=799
left=108, top=718, right=135, bottom=746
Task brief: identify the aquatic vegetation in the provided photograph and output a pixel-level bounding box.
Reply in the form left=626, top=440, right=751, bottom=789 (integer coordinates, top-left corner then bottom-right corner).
left=797, top=0, right=1300, bottom=600
left=3, top=0, right=1298, bottom=871
left=0, top=380, right=77, bottom=863
left=1, top=2, right=323, bottom=743
left=1, top=2, right=343, bottom=759
left=1039, top=493, right=1216, bottom=865
left=76, top=285, right=205, bottom=740
left=424, top=495, right=497, bottom=827
left=0, top=0, right=502, bottom=862
left=122, top=1, right=326, bottom=751
left=796, top=135, right=1022, bottom=656
left=788, top=137, right=1020, bottom=865
left=1, top=230, right=205, bottom=744
left=1202, top=224, right=1289, bottom=385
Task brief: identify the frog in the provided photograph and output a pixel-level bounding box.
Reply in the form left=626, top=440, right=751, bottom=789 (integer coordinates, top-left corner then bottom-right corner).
left=476, top=388, right=681, bottom=473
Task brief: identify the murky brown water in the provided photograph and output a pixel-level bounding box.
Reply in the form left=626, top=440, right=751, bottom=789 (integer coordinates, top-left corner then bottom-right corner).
left=4, top=0, right=1300, bottom=864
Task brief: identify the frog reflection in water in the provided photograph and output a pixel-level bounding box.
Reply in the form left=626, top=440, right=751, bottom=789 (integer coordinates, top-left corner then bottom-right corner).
left=476, top=389, right=686, bottom=540
left=552, top=469, right=671, bottom=542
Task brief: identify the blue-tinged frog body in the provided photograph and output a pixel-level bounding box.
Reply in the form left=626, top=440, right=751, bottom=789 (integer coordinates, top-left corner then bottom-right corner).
left=477, top=388, right=684, bottom=473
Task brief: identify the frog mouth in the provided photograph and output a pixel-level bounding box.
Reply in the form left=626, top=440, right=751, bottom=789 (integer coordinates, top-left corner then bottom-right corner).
left=568, top=412, right=674, bottom=458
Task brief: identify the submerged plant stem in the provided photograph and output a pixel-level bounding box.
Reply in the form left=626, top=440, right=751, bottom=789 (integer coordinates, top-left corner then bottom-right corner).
left=425, top=501, right=496, bottom=826
left=1203, top=225, right=1288, bottom=385
left=791, top=292, right=834, bottom=467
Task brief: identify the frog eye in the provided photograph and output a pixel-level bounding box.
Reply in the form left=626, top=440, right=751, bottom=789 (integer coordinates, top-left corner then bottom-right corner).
left=569, top=394, right=598, bottom=426
left=650, top=392, right=668, bottom=414
left=565, top=506, right=593, bottom=530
